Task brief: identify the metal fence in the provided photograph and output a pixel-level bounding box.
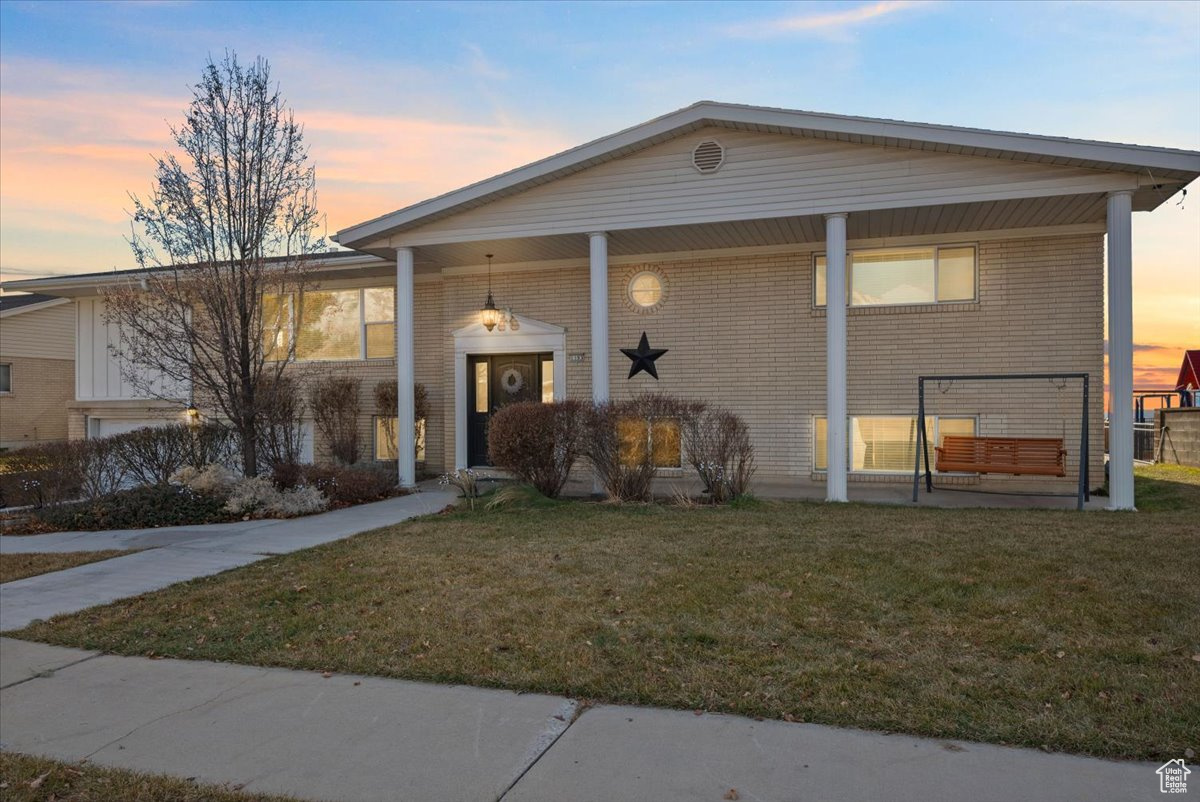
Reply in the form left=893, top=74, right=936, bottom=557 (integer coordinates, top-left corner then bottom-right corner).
left=1107, top=421, right=1157, bottom=462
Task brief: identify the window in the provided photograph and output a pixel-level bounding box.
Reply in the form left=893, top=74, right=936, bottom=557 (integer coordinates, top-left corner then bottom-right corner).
left=374, top=416, right=426, bottom=462
left=618, top=417, right=682, bottom=468
left=815, top=245, right=976, bottom=307
left=364, top=287, right=396, bottom=359
left=814, top=415, right=977, bottom=473
left=628, top=271, right=664, bottom=309
left=263, top=287, right=396, bottom=362
left=0, top=363, right=10, bottom=393
left=541, top=358, right=554, bottom=403
left=474, top=362, right=489, bottom=413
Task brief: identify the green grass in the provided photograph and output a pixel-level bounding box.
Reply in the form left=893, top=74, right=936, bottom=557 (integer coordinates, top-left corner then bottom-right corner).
left=11, top=468, right=1199, bottom=761
left=0, top=551, right=130, bottom=584
left=0, top=752, right=296, bottom=801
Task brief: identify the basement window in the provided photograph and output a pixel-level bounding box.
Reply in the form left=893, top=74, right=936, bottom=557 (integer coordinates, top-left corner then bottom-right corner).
left=0, top=363, right=10, bottom=393
left=814, top=415, right=977, bottom=473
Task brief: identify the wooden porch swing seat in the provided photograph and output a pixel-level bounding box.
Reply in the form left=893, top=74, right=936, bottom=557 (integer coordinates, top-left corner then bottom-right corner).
left=934, top=435, right=1067, bottom=477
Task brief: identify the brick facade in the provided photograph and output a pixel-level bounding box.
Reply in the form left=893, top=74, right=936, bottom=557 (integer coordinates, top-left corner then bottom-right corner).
left=0, top=356, right=74, bottom=449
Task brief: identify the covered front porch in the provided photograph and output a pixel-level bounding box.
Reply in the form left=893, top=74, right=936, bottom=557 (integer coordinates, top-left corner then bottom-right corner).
left=332, top=104, right=1200, bottom=510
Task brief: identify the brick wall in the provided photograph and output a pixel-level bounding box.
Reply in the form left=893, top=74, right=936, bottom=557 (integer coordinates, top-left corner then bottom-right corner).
left=0, top=356, right=73, bottom=449
left=431, top=233, right=1104, bottom=488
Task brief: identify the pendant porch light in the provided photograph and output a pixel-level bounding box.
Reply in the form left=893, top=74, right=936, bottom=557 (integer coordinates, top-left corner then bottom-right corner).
left=480, top=253, right=499, bottom=332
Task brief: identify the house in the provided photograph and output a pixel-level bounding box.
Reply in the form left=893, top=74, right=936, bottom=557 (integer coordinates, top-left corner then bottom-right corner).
left=4, top=102, right=1199, bottom=509
left=0, top=293, right=75, bottom=450
left=1176, top=349, right=1199, bottom=406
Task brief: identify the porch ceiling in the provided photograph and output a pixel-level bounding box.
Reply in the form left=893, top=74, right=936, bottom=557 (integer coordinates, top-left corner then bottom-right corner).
left=410, top=192, right=1109, bottom=270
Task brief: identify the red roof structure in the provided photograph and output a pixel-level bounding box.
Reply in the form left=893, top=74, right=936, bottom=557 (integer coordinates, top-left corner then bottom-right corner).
left=1176, top=350, right=1200, bottom=391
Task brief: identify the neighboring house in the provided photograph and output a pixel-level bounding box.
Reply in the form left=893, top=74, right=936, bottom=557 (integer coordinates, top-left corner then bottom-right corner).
left=4, top=102, right=1199, bottom=509
left=0, top=293, right=75, bottom=450
left=1176, top=349, right=1199, bottom=405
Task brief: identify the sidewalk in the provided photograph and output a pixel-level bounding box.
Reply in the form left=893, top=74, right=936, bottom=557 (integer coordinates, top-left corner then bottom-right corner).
left=0, top=638, right=1157, bottom=802
left=0, top=486, right=458, bottom=631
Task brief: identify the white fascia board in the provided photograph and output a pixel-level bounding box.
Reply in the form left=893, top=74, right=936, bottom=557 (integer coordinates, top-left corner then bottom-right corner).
left=337, top=100, right=1200, bottom=248
left=0, top=254, right=392, bottom=296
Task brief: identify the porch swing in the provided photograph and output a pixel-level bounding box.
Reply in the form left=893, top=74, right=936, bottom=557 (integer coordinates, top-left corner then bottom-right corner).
left=911, top=372, right=1091, bottom=510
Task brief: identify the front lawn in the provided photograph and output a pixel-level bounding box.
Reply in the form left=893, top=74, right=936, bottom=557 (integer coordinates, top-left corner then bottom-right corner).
left=11, top=466, right=1199, bottom=761
left=0, top=752, right=295, bottom=802
left=0, top=551, right=130, bottom=584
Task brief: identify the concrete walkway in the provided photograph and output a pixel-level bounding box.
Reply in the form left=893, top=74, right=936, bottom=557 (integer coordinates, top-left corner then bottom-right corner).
left=0, top=638, right=1159, bottom=802
left=0, top=487, right=458, bottom=631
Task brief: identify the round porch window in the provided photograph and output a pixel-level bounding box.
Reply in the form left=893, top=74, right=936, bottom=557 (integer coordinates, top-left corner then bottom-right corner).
left=628, top=271, right=664, bottom=309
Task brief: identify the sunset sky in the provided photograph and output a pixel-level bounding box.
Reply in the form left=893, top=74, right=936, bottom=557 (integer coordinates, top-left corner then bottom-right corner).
left=1, top=0, right=1197, bottom=390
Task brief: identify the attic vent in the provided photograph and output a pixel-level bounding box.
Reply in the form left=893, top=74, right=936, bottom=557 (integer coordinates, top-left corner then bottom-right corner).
left=691, top=139, right=725, bottom=173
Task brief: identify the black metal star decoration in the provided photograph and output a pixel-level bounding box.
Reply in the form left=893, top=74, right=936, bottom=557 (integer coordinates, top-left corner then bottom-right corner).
left=621, top=332, right=668, bottom=380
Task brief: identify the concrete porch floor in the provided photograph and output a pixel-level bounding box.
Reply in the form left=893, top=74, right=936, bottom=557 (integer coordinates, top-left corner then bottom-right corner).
left=554, top=473, right=1106, bottom=510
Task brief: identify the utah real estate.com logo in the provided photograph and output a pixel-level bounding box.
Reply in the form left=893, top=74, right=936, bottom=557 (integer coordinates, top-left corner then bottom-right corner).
left=1158, top=759, right=1190, bottom=794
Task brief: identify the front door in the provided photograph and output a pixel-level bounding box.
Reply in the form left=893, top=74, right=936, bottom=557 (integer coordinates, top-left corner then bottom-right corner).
left=466, top=353, right=551, bottom=466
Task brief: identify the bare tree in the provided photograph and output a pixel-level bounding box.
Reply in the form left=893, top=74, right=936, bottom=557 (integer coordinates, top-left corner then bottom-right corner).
left=104, top=53, right=322, bottom=475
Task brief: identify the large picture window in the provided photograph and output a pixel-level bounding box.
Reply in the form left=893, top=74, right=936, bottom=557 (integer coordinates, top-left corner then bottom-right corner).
left=815, top=245, right=976, bottom=307
left=263, top=286, right=396, bottom=362
left=814, top=415, right=977, bottom=473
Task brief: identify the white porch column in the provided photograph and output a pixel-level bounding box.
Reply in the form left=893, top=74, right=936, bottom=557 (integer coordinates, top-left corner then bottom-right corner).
left=824, top=213, right=848, bottom=503
left=395, top=247, right=416, bottom=489
left=1106, top=190, right=1135, bottom=510
left=589, top=232, right=610, bottom=403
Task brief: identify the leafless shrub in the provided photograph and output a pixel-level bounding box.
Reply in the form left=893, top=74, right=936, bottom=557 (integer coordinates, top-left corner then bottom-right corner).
left=256, top=376, right=306, bottom=472
left=111, top=424, right=193, bottom=485
left=373, top=380, right=430, bottom=461
left=0, top=443, right=84, bottom=509
left=682, top=407, right=756, bottom=504
left=487, top=400, right=585, bottom=498
left=583, top=394, right=705, bottom=503
left=310, top=375, right=361, bottom=465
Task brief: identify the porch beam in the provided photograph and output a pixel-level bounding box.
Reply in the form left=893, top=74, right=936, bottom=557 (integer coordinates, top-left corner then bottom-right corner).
left=395, top=247, right=416, bottom=489
left=1106, top=190, right=1135, bottom=510
left=825, top=213, right=849, bottom=502
left=589, top=232, right=610, bottom=403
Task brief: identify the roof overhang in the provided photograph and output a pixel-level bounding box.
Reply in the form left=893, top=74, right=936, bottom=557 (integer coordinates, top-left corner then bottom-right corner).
left=0, top=252, right=394, bottom=298
left=337, top=101, right=1200, bottom=250
left=0, top=296, right=71, bottom=318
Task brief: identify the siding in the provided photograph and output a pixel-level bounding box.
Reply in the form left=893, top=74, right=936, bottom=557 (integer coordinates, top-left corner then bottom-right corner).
left=398, top=127, right=1132, bottom=245
left=76, top=297, right=183, bottom=401
left=0, top=302, right=74, bottom=360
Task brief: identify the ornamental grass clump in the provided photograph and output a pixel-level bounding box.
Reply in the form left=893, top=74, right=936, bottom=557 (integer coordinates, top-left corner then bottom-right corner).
left=486, top=400, right=585, bottom=498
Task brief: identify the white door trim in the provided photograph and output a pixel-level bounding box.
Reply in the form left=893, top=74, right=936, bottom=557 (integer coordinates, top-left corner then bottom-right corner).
left=452, top=314, right=567, bottom=469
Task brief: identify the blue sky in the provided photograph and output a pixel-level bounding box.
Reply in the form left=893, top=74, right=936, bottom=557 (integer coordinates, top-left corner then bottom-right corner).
left=1, top=0, right=1198, bottom=381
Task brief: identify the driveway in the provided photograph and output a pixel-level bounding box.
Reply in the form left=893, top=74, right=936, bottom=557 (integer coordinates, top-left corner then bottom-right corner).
left=0, top=487, right=458, bottom=631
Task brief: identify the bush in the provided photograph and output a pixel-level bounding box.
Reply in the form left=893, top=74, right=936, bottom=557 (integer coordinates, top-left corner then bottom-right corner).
left=487, top=400, right=585, bottom=498
left=256, top=377, right=306, bottom=473
left=374, top=380, right=430, bottom=461
left=0, top=442, right=84, bottom=509
left=681, top=407, right=756, bottom=504
left=172, top=463, right=239, bottom=494
left=310, top=376, right=361, bottom=465
left=76, top=437, right=127, bottom=501
left=583, top=394, right=704, bottom=503
left=302, top=464, right=396, bottom=506
left=37, top=484, right=233, bottom=530
left=223, top=476, right=329, bottom=518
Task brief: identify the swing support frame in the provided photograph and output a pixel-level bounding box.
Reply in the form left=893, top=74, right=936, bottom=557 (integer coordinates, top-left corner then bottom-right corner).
left=912, top=372, right=1090, bottom=511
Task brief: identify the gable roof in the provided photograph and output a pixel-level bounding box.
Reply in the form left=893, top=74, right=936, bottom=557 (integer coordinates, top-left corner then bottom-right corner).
left=0, top=293, right=71, bottom=317
left=337, top=101, right=1200, bottom=249
left=1177, top=350, right=1200, bottom=391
